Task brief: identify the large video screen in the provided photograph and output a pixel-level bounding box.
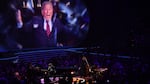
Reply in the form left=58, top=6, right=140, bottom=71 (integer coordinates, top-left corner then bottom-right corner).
left=0, top=0, right=89, bottom=52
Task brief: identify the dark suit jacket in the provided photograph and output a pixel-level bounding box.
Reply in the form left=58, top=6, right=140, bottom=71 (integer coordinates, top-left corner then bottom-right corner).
left=19, top=16, right=66, bottom=49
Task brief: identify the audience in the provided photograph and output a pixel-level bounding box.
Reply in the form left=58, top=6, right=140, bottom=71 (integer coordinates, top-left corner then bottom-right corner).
left=0, top=55, right=149, bottom=84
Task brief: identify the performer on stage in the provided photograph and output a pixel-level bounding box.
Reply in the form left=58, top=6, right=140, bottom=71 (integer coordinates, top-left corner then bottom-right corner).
left=79, top=56, right=91, bottom=77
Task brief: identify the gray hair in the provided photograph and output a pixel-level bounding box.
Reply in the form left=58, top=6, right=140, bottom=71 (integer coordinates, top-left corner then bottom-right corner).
left=41, top=1, right=53, bottom=10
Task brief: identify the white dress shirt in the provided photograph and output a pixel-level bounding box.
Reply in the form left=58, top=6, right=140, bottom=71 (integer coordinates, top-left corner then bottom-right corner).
left=44, top=19, right=53, bottom=32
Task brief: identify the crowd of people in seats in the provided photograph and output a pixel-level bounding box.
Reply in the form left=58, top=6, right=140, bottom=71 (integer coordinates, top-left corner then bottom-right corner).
left=0, top=54, right=150, bottom=84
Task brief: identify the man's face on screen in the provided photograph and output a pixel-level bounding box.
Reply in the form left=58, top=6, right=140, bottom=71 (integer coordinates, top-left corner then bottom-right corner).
left=41, top=3, right=53, bottom=20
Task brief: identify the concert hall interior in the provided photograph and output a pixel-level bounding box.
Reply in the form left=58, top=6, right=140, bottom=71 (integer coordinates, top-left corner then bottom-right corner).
left=0, top=0, right=150, bottom=84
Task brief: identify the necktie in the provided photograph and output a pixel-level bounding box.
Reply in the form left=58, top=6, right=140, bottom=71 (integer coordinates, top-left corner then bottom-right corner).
left=46, top=20, right=51, bottom=36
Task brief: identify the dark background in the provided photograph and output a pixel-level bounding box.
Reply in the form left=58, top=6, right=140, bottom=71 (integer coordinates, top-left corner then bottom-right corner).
left=79, top=0, right=150, bottom=57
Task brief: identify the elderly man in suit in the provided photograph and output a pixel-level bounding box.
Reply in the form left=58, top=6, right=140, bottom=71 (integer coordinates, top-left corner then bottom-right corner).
left=16, top=1, right=70, bottom=48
